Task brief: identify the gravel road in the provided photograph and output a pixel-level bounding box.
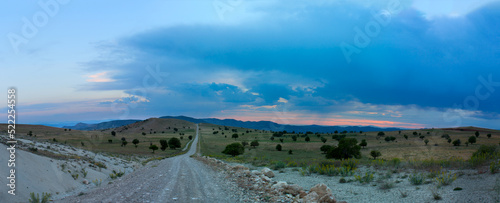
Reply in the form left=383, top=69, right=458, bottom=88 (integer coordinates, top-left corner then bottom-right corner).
left=58, top=124, right=241, bottom=203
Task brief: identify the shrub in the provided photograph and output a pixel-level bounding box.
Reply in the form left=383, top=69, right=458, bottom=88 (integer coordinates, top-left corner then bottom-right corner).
left=276, top=144, right=282, bottom=151
left=288, top=150, right=293, bottom=155
left=424, top=139, right=429, bottom=145
left=379, top=181, right=395, bottom=190
left=287, top=161, right=298, bottom=167
left=241, top=141, right=248, bottom=147
left=487, top=133, right=492, bottom=138
left=475, top=131, right=480, bottom=138
left=292, top=135, right=297, bottom=141
left=222, top=143, right=244, bottom=157
left=81, top=168, right=88, bottom=178
left=188, top=135, right=193, bottom=140
left=452, top=139, right=461, bottom=146
left=339, top=177, right=347, bottom=183
left=384, top=136, right=391, bottom=142
left=370, top=150, right=381, bottom=160
left=409, top=173, right=426, bottom=185
left=378, top=132, right=385, bottom=136
left=355, top=171, right=375, bottom=184
left=360, top=139, right=367, bottom=148
left=326, top=138, right=361, bottom=160
left=168, top=138, right=181, bottom=149
left=250, top=140, right=259, bottom=148
left=305, top=136, right=310, bottom=142
left=274, top=161, right=286, bottom=170
left=159, top=139, right=168, bottom=151
left=490, top=160, right=500, bottom=174
left=29, top=192, right=52, bottom=203
left=320, top=145, right=333, bottom=154
left=435, top=171, right=457, bottom=186
left=468, top=136, right=476, bottom=145
left=431, top=190, right=442, bottom=200
left=404, top=135, right=408, bottom=140
left=132, top=139, right=140, bottom=148
left=232, top=133, right=238, bottom=139
left=71, top=174, right=79, bottom=180
left=321, top=137, right=327, bottom=143
left=149, top=145, right=158, bottom=153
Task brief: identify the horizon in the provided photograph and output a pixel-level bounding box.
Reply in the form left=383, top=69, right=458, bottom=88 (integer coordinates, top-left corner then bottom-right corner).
left=2, top=0, right=500, bottom=130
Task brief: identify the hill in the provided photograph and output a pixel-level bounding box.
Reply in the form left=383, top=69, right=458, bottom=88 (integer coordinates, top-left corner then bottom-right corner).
left=160, top=116, right=403, bottom=133
left=62, top=119, right=141, bottom=130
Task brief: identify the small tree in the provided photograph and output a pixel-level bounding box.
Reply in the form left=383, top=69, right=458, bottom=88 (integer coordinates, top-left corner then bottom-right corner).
left=320, top=145, right=332, bottom=154
left=487, top=133, right=492, bottom=139
left=288, top=150, right=293, bottom=155
left=447, top=138, right=452, bottom=144
left=468, top=136, right=476, bottom=145
left=305, top=136, right=310, bottom=142
left=377, top=132, right=385, bottom=136
left=149, top=144, right=158, bottom=153
left=419, top=135, right=425, bottom=140
left=159, top=139, right=168, bottom=151
left=424, top=139, right=429, bottom=145
left=326, top=138, right=361, bottom=160
left=108, top=139, right=112, bottom=143
left=384, top=136, right=391, bottom=142
left=276, top=144, right=282, bottom=151
left=413, top=131, right=418, bottom=136
left=370, top=150, right=381, bottom=159
left=132, top=139, right=139, bottom=148
left=270, top=137, right=275, bottom=141
left=279, top=138, right=284, bottom=143
left=321, top=137, right=327, bottom=143
left=390, top=136, right=396, bottom=141
left=111, top=131, right=116, bottom=136
left=404, top=135, right=408, bottom=140
left=292, top=135, right=297, bottom=141
left=360, top=139, right=367, bottom=148
left=232, top=133, right=238, bottom=139
left=222, top=143, right=244, bottom=157
left=121, top=140, right=128, bottom=147
left=250, top=140, right=259, bottom=148
left=452, top=139, right=461, bottom=146
left=475, top=131, right=480, bottom=138
left=465, top=141, right=469, bottom=147
left=168, top=138, right=181, bottom=149
left=142, top=132, right=146, bottom=136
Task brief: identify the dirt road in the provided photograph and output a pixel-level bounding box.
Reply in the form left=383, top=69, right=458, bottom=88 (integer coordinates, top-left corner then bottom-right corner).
left=58, top=124, right=240, bottom=203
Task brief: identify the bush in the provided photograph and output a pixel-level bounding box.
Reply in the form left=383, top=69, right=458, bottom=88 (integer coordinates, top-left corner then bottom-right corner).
left=452, top=139, right=461, bottom=146
left=468, top=136, right=477, bottom=145
left=288, top=150, right=293, bottom=155
left=250, top=140, right=259, bottom=148
left=188, top=135, right=193, bottom=140
left=132, top=139, right=140, bottom=148
left=292, top=135, right=297, bottom=141
left=241, top=141, right=248, bottom=147
left=370, top=150, right=381, bottom=159
left=274, top=161, right=286, bottom=170
left=320, top=145, right=333, bottom=154
left=321, top=137, right=327, bottom=143
left=276, top=144, right=282, bottom=151
left=355, top=171, right=375, bottom=184
left=222, top=143, right=244, bottom=157
left=305, top=136, right=310, bottom=142
left=360, top=139, right=367, bottom=148
left=29, top=192, right=52, bottom=203
left=409, top=173, right=426, bottom=185
left=326, top=138, right=361, bottom=160
left=168, top=138, right=181, bottom=149
left=149, top=145, right=158, bottom=153
left=435, top=171, right=457, bottom=186
left=159, top=139, right=168, bottom=151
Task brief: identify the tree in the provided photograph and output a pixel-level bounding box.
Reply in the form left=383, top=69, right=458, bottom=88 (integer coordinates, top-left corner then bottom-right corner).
left=121, top=137, right=126, bottom=142
left=305, top=136, right=310, bottom=142
left=413, top=131, right=418, bottom=136
left=232, top=133, right=239, bottom=139
left=334, top=130, right=338, bottom=134
left=280, top=138, right=284, bottom=143
left=288, top=150, right=293, bottom=155
left=121, top=140, right=128, bottom=147
left=159, top=139, right=168, bottom=151
left=222, top=143, right=244, bottom=157
left=487, top=133, right=492, bottom=139
left=149, top=144, right=158, bottom=153
left=465, top=141, right=469, bottom=147
left=292, top=135, right=297, bottom=141
left=398, top=130, right=401, bottom=135
left=390, top=136, right=396, bottom=141
left=250, top=140, right=259, bottom=148
left=404, top=135, right=408, bottom=140
left=321, top=137, right=327, bottom=143
left=326, top=138, right=361, bottom=160
left=468, top=136, right=476, bottom=145
left=370, top=150, right=381, bottom=159
left=475, top=131, right=480, bottom=138
left=276, top=144, right=282, bottom=151
left=132, top=139, right=140, bottom=148
left=270, top=137, right=275, bottom=141
left=377, top=132, right=385, bottom=136
left=384, top=136, right=391, bottom=142
left=111, top=131, right=116, bottom=136
left=108, top=139, right=112, bottom=143
left=360, top=139, right=367, bottom=148
left=320, top=145, right=332, bottom=154
left=168, top=138, right=181, bottom=149
left=447, top=138, right=452, bottom=144
left=188, top=135, right=193, bottom=140
left=241, top=141, right=248, bottom=147
left=424, top=139, right=429, bottom=145
left=142, top=132, right=146, bottom=136
left=452, top=139, right=461, bottom=146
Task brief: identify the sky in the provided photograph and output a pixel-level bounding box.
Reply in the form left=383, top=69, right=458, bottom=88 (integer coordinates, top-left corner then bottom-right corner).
left=1, top=0, right=500, bottom=129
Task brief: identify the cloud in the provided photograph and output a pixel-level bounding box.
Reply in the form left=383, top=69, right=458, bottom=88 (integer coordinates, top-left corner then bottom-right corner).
left=86, top=71, right=115, bottom=83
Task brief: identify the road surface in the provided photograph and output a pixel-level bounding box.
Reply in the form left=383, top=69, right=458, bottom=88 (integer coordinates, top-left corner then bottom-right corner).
left=58, top=124, right=239, bottom=203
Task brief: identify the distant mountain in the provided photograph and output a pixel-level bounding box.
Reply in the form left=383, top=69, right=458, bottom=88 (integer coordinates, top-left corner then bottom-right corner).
left=63, top=120, right=141, bottom=131
left=160, top=116, right=403, bottom=133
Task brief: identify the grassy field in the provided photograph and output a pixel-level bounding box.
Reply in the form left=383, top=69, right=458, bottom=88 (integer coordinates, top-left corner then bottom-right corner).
left=0, top=118, right=196, bottom=157
left=198, top=123, right=500, bottom=169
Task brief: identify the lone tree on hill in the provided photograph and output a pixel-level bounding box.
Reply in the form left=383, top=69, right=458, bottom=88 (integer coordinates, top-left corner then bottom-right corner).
left=168, top=138, right=181, bottom=149
left=149, top=144, right=158, bottom=153
left=132, top=139, right=140, bottom=148
left=468, top=136, right=476, bottom=145
left=159, top=139, right=168, bottom=151
left=222, top=143, right=244, bottom=157
left=276, top=144, right=282, bottom=151
left=370, top=150, right=381, bottom=160
left=360, top=139, right=367, bottom=148
left=250, top=140, right=259, bottom=148
left=326, top=138, right=361, bottom=160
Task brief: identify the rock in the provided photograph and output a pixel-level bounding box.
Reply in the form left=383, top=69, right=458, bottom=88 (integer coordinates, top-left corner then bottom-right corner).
left=260, top=175, right=271, bottom=182
left=82, top=179, right=89, bottom=185
left=282, top=184, right=303, bottom=196
left=303, top=191, right=319, bottom=203
left=318, top=194, right=336, bottom=203
left=261, top=167, right=275, bottom=178
left=271, top=181, right=288, bottom=190
left=299, top=191, right=308, bottom=198
left=310, top=183, right=332, bottom=199
left=251, top=170, right=262, bottom=176
left=232, top=165, right=249, bottom=171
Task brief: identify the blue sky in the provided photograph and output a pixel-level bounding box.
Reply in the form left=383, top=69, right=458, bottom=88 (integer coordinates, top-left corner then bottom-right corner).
left=1, top=0, right=500, bottom=129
